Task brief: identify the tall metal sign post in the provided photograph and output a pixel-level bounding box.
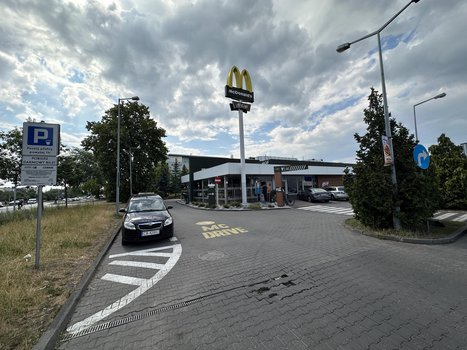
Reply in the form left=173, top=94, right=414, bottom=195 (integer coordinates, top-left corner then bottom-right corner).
left=21, top=122, right=60, bottom=269
left=225, top=66, right=254, bottom=207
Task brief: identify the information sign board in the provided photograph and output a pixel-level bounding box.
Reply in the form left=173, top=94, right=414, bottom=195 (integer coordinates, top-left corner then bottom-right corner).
left=22, top=122, right=60, bottom=156
left=21, top=165, right=57, bottom=186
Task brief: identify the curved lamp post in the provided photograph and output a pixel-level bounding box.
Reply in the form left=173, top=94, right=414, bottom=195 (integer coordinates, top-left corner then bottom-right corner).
left=336, top=0, right=421, bottom=230
left=116, top=96, right=139, bottom=214
left=413, top=92, right=446, bottom=143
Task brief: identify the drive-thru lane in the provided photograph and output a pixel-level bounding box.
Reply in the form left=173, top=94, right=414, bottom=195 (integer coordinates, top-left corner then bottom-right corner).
left=59, top=200, right=467, bottom=349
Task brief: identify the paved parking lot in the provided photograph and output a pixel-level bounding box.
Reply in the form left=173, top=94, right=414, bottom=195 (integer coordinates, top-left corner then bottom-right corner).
left=57, top=200, right=467, bottom=349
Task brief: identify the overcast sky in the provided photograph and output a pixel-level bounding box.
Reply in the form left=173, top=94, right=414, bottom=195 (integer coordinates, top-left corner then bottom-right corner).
left=1, top=0, right=466, bottom=163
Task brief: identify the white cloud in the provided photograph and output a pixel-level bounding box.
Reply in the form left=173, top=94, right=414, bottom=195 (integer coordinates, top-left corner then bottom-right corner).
left=1, top=0, right=466, bottom=161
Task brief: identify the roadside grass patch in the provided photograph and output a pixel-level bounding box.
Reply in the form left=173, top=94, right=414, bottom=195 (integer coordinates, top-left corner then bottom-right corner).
left=0, top=203, right=120, bottom=350
left=346, top=218, right=465, bottom=239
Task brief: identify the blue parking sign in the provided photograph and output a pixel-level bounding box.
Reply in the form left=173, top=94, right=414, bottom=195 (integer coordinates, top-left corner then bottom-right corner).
left=27, top=126, right=54, bottom=146
left=22, top=122, right=60, bottom=156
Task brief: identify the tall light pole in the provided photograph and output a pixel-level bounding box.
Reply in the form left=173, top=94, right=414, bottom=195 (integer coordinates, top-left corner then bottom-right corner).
left=413, top=92, right=446, bottom=143
left=116, top=96, right=139, bottom=214
left=337, top=0, right=421, bottom=230
left=123, top=148, right=133, bottom=198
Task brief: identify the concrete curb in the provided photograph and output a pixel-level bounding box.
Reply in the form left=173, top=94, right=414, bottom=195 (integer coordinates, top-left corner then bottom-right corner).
left=346, top=222, right=467, bottom=245
left=33, top=223, right=121, bottom=350
left=175, top=199, right=291, bottom=211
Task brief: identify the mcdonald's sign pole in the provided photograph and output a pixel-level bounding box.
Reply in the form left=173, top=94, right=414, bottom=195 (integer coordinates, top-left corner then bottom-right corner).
left=225, top=66, right=254, bottom=207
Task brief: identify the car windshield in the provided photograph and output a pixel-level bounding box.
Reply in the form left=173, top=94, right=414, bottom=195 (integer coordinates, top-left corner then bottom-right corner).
left=128, top=198, right=165, bottom=212
left=337, top=187, right=345, bottom=192
left=311, top=188, right=327, bottom=193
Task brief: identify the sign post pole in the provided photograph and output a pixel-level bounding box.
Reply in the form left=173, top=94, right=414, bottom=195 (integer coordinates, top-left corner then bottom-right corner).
left=35, top=185, right=43, bottom=269
left=225, top=66, right=254, bottom=208
left=22, top=121, right=60, bottom=269
left=238, top=110, right=247, bottom=207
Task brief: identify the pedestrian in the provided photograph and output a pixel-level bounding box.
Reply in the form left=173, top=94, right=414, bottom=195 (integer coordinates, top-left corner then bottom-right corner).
left=255, top=181, right=261, bottom=201
left=262, top=182, right=267, bottom=203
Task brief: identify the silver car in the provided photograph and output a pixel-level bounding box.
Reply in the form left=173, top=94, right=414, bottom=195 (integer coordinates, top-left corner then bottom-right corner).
left=324, top=186, right=349, bottom=201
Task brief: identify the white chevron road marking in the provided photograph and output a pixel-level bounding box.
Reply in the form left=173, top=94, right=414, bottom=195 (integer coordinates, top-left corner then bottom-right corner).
left=67, top=243, right=182, bottom=335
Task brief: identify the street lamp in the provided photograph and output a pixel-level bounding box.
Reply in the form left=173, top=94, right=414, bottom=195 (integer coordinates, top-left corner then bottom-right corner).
left=413, top=92, right=446, bottom=142
left=116, top=96, right=139, bottom=214
left=337, top=0, right=421, bottom=230
left=122, top=148, right=133, bottom=198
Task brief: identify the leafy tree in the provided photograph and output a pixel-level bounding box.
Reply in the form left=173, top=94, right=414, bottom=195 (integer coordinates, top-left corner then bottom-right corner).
left=0, top=127, right=22, bottom=187
left=57, top=148, right=76, bottom=206
left=155, top=162, right=171, bottom=198
left=181, top=164, right=189, bottom=177
left=170, top=158, right=182, bottom=195
left=82, top=102, right=168, bottom=202
left=429, top=134, right=467, bottom=209
left=344, top=88, right=439, bottom=230
left=82, top=178, right=101, bottom=198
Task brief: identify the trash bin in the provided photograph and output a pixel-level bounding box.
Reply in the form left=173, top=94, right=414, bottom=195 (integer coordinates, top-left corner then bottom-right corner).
left=207, top=184, right=216, bottom=206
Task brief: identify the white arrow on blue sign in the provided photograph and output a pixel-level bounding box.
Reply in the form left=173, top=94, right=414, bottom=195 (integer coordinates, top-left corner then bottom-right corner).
left=413, top=144, right=430, bottom=169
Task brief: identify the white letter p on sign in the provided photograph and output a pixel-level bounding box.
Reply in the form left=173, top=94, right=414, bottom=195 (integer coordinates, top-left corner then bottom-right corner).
left=34, top=128, right=48, bottom=144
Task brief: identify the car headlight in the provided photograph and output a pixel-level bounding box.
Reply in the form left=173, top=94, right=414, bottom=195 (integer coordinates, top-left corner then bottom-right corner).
left=164, top=216, right=173, bottom=226
left=124, top=221, right=136, bottom=230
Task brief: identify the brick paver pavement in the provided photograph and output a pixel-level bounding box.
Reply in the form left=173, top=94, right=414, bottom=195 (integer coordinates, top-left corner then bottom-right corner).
left=58, top=201, right=467, bottom=349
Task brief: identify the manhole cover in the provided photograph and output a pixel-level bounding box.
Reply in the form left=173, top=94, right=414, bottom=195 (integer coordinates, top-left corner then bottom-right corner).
left=198, top=251, right=227, bottom=261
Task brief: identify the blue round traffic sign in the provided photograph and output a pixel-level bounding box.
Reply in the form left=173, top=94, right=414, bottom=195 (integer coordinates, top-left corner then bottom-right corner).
left=413, top=144, right=430, bottom=169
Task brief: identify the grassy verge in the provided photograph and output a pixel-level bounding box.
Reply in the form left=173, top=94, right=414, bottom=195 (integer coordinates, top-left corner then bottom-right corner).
left=0, top=203, right=120, bottom=350
left=346, top=218, right=465, bottom=239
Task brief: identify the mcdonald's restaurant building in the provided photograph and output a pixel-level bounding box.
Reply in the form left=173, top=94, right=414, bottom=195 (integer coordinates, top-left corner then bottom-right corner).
left=171, top=154, right=354, bottom=204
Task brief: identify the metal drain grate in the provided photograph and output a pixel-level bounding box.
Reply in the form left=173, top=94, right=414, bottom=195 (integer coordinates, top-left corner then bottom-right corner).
left=62, top=273, right=293, bottom=342
left=62, top=296, right=207, bottom=342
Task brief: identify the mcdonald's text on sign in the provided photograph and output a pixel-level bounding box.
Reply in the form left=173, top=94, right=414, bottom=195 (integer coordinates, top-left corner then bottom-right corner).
left=225, top=66, right=254, bottom=103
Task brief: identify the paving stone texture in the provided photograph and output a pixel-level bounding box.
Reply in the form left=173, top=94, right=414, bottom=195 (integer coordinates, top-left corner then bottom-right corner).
left=58, top=201, right=467, bottom=349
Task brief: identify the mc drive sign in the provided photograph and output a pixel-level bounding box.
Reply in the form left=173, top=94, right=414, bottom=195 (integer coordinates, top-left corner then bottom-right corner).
left=22, top=122, right=60, bottom=156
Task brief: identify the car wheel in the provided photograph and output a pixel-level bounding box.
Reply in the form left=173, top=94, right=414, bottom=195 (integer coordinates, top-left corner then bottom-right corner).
left=307, top=196, right=312, bottom=202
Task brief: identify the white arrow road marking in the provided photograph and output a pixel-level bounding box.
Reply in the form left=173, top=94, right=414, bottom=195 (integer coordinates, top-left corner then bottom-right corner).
left=66, top=243, right=182, bottom=335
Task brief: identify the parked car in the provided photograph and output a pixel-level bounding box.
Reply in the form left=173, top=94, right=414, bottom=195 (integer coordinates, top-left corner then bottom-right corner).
left=119, top=193, right=174, bottom=245
left=8, top=199, right=24, bottom=206
left=28, top=198, right=37, bottom=204
left=298, top=188, right=331, bottom=202
left=324, top=186, right=349, bottom=201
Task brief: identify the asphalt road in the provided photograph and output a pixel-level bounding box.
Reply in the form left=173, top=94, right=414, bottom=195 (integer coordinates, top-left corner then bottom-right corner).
left=58, top=199, right=467, bottom=350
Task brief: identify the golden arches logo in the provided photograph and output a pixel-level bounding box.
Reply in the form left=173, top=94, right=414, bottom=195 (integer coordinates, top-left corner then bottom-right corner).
left=225, top=66, right=254, bottom=103
left=227, top=66, right=253, bottom=92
